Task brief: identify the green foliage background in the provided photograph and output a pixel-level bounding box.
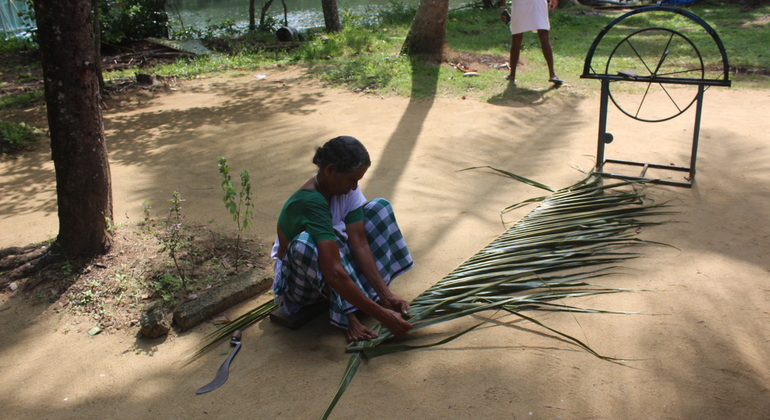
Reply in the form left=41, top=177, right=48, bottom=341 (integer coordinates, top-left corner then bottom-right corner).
left=99, top=0, right=170, bottom=44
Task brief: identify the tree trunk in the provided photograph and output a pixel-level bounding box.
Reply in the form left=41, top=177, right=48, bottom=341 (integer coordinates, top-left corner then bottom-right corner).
left=401, top=0, right=449, bottom=62
left=249, top=0, right=256, bottom=31
left=154, top=0, right=169, bottom=38
left=260, top=0, right=275, bottom=29
left=92, top=0, right=104, bottom=93
left=34, top=0, right=114, bottom=260
left=321, top=0, right=341, bottom=33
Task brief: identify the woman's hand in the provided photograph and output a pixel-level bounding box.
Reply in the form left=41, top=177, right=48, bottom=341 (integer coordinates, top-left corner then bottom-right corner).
left=548, top=0, right=558, bottom=9
left=318, top=239, right=412, bottom=338
left=347, top=220, right=412, bottom=316
left=380, top=293, right=411, bottom=318
left=376, top=308, right=413, bottom=337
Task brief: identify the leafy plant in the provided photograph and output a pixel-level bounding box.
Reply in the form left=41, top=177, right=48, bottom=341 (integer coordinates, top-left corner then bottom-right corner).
left=141, top=200, right=152, bottom=224
left=0, top=36, right=36, bottom=54
left=150, top=272, right=184, bottom=303
left=0, top=90, right=44, bottom=110
left=99, top=0, right=170, bottom=44
left=377, top=1, right=417, bottom=26
left=158, top=190, right=189, bottom=285
left=0, top=121, right=40, bottom=153
left=217, top=157, right=254, bottom=270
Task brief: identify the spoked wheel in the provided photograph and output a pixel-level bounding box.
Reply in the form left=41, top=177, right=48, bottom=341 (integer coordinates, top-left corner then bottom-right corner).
left=605, top=27, right=705, bottom=122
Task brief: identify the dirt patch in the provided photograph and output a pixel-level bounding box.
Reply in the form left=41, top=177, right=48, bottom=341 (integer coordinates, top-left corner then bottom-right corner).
left=445, top=49, right=510, bottom=73
left=5, top=218, right=270, bottom=336
left=0, top=49, right=43, bottom=97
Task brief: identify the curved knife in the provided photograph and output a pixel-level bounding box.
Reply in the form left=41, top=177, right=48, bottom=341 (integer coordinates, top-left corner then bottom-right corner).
left=196, top=330, right=242, bottom=395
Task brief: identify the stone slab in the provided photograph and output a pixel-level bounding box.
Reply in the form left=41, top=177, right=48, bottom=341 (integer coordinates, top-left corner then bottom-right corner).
left=173, top=268, right=272, bottom=331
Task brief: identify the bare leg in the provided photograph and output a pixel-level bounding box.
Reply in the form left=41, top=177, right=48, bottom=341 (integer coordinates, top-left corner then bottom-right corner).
left=507, top=32, right=524, bottom=81
left=537, top=29, right=559, bottom=81
left=346, top=312, right=379, bottom=342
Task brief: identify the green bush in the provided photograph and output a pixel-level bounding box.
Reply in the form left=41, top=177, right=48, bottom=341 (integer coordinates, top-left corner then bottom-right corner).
left=0, top=36, right=36, bottom=54
left=100, top=0, right=169, bottom=44
left=0, top=121, right=39, bottom=154
left=377, top=1, right=417, bottom=26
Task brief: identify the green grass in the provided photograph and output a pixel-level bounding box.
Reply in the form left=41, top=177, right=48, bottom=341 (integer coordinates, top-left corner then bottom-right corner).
left=0, top=89, right=43, bottom=109
left=0, top=37, right=36, bottom=54
left=221, top=3, right=770, bottom=97
left=2, top=1, right=769, bottom=107
left=0, top=120, right=41, bottom=153
left=104, top=49, right=282, bottom=82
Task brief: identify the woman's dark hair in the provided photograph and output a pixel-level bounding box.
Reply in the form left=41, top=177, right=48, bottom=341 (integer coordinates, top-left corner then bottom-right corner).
left=312, top=136, right=371, bottom=173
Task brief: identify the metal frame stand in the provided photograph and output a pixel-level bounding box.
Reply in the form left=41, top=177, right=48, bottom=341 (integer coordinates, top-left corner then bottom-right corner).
left=595, top=80, right=707, bottom=188
left=581, top=6, right=731, bottom=188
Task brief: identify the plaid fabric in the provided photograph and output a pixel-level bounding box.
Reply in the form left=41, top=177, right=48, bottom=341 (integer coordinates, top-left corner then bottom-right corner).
left=363, top=198, right=413, bottom=284
left=272, top=198, right=413, bottom=329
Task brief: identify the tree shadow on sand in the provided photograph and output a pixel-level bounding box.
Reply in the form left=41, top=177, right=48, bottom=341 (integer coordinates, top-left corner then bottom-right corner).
left=367, top=56, right=440, bottom=200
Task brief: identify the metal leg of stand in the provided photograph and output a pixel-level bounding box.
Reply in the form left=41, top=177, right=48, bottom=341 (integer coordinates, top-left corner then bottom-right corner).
left=688, top=85, right=705, bottom=184
left=597, top=79, right=610, bottom=173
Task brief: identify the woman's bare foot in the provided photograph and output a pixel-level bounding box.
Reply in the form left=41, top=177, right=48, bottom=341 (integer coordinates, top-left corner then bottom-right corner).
left=345, top=312, right=378, bottom=342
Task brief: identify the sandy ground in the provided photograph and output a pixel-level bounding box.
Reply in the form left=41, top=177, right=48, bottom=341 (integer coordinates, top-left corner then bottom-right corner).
left=1, top=68, right=769, bottom=419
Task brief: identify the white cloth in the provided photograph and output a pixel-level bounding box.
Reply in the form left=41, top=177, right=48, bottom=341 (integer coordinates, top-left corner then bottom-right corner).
left=509, top=0, right=550, bottom=35
left=329, top=186, right=367, bottom=240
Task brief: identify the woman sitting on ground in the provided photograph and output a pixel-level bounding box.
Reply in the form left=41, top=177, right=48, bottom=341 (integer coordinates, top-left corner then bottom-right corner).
left=271, top=136, right=414, bottom=342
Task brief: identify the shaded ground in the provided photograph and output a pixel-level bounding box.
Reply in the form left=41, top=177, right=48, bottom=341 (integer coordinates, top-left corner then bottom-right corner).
left=1, top=61, right=769, bottom=419
left=2, top=221, right=268, bottom=335
left=0, top=50, right=43, bottom=97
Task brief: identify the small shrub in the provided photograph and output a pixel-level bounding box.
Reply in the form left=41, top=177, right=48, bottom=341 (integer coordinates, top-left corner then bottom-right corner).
left=0, top=90, right=44, bottom=110
left=377, top=1, right=417, bottom=26
left=100, top=0, right=170, bottom=44
left=0, top=36, right=36, bottom=54
left=218, top=157, right=254, bottom=270
left=0, top=121, right=40, bottom=154
left=158, top=190, right=190, bottom=284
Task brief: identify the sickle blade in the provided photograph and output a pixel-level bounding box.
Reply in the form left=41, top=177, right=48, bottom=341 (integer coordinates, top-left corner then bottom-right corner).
left=195, top=331, right=242, bottom=395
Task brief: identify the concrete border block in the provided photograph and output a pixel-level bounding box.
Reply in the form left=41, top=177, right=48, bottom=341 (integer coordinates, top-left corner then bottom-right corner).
left=173, top=268, right=272, bottom=331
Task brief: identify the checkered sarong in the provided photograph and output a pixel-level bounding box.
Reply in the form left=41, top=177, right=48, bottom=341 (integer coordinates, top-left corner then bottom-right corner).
left=273, top=198, right=413, bottom=329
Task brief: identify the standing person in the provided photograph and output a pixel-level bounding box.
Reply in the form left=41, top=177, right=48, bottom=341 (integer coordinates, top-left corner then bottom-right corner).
left=271, top=136, right=414, bottom=342
left=501, top=0, right=562, bottom=85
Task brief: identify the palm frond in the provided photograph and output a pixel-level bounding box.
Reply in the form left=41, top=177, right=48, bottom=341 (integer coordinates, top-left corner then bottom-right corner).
left=185, top=299, right=276, bottom=360
left=459, top=165, right=556, bottom=192
left=321, top=171, right=673, bottom=419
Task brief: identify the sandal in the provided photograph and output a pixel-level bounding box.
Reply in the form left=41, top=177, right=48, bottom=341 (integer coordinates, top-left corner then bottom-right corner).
left=549, top=76, right=563, bottom=85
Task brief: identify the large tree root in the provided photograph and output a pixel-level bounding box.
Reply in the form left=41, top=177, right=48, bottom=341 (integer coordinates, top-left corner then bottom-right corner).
left=0, top=244, right=62, bottom=289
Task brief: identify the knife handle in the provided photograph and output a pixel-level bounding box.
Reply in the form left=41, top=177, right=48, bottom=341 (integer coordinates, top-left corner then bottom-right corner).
left=231, top=330, right=242, bottom=341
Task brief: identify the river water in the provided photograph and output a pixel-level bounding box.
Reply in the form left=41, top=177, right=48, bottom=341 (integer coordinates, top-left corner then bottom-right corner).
left=169, top=0, right=467, bottom=33
left=1, top=0, right=468, bottom=38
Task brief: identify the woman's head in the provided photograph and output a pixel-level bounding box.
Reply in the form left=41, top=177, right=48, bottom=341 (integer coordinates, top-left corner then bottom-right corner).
left=312, top=136, right=371, bottom=173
